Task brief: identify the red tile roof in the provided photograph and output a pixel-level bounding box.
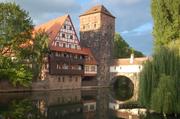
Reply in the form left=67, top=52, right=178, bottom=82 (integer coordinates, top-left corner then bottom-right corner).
left=111, top=57, right=149, bottom=66
left=35, top=15, right=68, bottom=46
left=50, top=46, right=88, bottom=55
left=82, top=48, right=97, bottom=65
left=80, top=5, right=115, bottom=18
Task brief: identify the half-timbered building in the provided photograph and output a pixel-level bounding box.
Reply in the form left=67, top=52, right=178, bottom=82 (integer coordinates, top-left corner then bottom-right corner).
left=35, top=15, right=97, bottom=89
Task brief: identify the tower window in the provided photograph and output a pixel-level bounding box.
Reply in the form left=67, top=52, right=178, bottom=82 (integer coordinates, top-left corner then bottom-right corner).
left=83, top=25, right=85, bottom=29
left=94, top=24, right=96, bottom=28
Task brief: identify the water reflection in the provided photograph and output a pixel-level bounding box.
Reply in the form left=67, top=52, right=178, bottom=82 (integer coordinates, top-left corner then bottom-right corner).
left=113, top=76, right=134, bottom=101
left=0, top=89, right=179, bottom=119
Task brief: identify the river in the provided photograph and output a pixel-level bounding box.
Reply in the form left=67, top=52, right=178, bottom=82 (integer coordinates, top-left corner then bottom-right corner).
left=0, top=87, right=179, bottom=119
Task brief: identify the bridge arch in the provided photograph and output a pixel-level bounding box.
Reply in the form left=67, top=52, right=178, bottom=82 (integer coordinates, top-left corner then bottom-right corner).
left=110, top=72, right=139, bottom=101
left=111, top=75, right=134, bottom=101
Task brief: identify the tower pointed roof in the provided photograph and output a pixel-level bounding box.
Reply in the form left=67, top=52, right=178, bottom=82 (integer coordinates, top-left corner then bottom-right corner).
left=80, top=5, right=115, bottom=18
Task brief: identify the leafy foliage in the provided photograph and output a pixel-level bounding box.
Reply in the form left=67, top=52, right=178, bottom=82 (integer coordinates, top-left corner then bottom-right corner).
left=0, top=2, right=33, bottom=56
left=139, top=46, right=180, bottom=114
left=151, top=0, right=180, bottom=47
left=27, top=31, right=49, bottom=80
left=0, top=57, right=32, bottom=87
left=113, top=33, right=144, bottom=58
left=0, top=2, right=49, bottom=86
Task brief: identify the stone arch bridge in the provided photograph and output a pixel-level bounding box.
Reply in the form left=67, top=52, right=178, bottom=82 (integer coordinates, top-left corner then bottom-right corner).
left=109, top=56, right=149, bottom=102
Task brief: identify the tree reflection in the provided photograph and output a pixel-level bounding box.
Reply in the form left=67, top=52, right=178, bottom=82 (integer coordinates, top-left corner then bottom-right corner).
left=113, top=76, right=134, bottom=101
left=1, top=99, right=46, bottom=119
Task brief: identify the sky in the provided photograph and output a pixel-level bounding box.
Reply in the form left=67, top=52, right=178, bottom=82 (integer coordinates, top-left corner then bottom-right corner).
left=0, top=0, right=153, bottom=56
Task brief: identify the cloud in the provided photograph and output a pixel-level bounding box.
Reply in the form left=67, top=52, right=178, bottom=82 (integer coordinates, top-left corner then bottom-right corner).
left=0, top=0, right=153, bottom=55
left=0, top=0, right=81, bottom=25
left=121, top=22, right=153, bottom=36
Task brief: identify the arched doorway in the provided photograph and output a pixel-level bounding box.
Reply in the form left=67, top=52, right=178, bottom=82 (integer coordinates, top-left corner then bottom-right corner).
left=111, top=76, right=134, bottom=101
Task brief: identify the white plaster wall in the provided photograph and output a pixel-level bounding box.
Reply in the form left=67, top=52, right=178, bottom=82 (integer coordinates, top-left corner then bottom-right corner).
left=85, top=65, right=97, bottom=74
left=110, top=65, right=143, bottom=73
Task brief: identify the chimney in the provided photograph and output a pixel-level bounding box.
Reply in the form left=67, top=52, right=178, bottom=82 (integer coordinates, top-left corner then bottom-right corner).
left=130, top=54, right=134, bottom=64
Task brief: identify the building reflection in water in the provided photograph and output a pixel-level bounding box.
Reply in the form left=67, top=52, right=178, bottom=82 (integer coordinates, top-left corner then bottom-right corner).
left=0, top=89, right=179, bottom=119
left=0, top=89, right=113, bottom=119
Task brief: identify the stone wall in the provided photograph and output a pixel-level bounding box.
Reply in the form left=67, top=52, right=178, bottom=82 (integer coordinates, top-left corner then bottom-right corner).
left=47, top=75, right=81, bottom=90
left=80, top=13, right=115, bottom=86
left=0, top=75, right=82, bottom=92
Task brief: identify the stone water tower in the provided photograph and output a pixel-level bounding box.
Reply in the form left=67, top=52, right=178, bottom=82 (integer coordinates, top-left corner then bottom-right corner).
left=80, top=5, right=115, bottom=86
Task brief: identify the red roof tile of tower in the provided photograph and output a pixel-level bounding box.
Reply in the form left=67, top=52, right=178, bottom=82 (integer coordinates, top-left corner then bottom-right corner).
left=80, top=5, right=115, bottom=18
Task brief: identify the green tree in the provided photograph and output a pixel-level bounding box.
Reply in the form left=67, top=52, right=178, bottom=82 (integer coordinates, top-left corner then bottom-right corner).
left=139, top=46, right=180, bottom=114
left=0, top=2, right=34, bottom=86
left=31, top=31, right=49, bottom=80
left=0, top=2, right=33, bottom=56
left=151, top=0, right=180, bottom=47
left=0, top=2, right=48, bottom=86
left=151, top=74, right=176, bottom=114
left=113, top=33, right=144, bottom=58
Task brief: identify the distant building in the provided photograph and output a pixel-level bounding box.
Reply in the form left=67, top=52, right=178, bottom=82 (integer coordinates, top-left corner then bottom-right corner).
left=80, top=5, right=115, bottom=86
left=35, top=15, right=97, bottom=89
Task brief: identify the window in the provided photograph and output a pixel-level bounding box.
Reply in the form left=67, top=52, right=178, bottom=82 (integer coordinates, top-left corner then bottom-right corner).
left=90, top=105, right=95, bottom=110
left=94, top=24, right=96, bottom=28
left=64, top=25, right=66, bottom=29
left=85, top=66, right=89, bottom=72
left=75, top=77, right=78, bottom=82
left=75, top=45, right=77, bottom=49
left=78, top=66, right=82, bottom=70
left=62, top=33, right=65, bottom=38
left=58, top=77, right=61, bottom=82
left=62, top=64, right=68, bottom=69
left=63, top=43, right=66, bottom=48
left=70, top=35, right=73, bottom=39
left=91, top=66, right=96, bottom=72
left=56, top=64, right=59, bottom=69
left=83, top=25, right=85, bottom=29
left=69, top=26, right=72, bottom=30
left=56, top=42, right=59, bottom=47
left=69, top=44, right=71, bottom=48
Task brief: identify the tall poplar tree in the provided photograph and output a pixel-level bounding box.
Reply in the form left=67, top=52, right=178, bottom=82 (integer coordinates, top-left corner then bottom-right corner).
left=151, top=0, right=180, bottom=47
